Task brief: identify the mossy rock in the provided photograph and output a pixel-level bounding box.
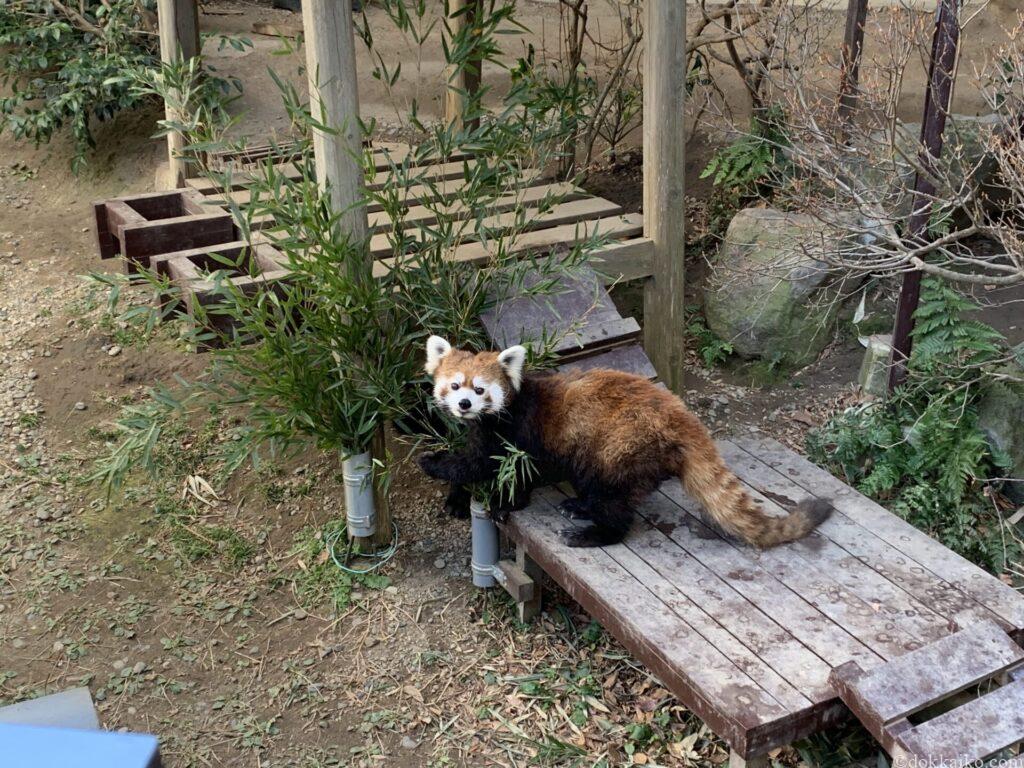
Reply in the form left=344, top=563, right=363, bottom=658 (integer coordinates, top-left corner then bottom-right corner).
left=977, top=343, right=1024, bottom=504
left=704, top=208, right=844, bottom=368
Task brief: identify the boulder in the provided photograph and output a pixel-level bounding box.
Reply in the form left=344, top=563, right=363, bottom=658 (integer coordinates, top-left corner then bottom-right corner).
left=704, top=208, right=847, bottom=367
left=977, top=343, right=1024, bottom=505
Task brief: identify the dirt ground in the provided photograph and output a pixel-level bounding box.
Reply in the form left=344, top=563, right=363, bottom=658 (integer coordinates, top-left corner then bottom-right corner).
left=1, top=1, right=1023, bottom=767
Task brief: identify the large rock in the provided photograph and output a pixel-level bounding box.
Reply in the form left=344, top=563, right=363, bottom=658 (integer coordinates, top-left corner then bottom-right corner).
left=704, top=208, right=846, bottom=367
left=977, top=343, right=1024, bottom=505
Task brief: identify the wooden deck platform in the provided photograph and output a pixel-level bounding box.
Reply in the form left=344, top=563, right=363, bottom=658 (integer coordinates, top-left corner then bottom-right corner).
left=500, top=434, right=1024, bottom=759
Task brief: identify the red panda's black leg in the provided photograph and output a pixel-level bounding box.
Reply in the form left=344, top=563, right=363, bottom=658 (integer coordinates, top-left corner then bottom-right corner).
left=560, top=496, right=632, bottom=548
left=444, top=484, right=471, bottom=519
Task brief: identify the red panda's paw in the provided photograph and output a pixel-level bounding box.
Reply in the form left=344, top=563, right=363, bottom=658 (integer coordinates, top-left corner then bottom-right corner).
left=557, top=497, right=591, bottom=521
left=417, top=450, right=451, bottom=480
left=559, top=525, right=625, bottom=548
left=489, top=506, right=510, bottom=524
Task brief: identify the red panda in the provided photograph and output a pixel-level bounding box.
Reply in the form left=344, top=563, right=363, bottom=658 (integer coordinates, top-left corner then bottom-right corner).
left=418, top=336, right=832, bottom=548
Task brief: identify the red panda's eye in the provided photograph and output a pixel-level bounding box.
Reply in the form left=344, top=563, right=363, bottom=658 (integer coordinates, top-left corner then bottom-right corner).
left=474, top=387, right=485, bottom=396
left=450, top=382, right=460, bottom=391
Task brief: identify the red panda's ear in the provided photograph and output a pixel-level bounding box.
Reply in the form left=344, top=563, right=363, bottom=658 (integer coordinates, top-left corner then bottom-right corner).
left=425, top=335, right=452, bottom=375
left=497, top=345, right=527, bottom=390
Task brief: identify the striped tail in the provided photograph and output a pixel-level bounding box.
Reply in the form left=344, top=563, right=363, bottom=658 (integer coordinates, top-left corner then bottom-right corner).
left=680, top=451, right=831, bottom=548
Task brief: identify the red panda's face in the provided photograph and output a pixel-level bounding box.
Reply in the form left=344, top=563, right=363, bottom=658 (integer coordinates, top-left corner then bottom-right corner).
left=423, top=336, right=526, bottom=420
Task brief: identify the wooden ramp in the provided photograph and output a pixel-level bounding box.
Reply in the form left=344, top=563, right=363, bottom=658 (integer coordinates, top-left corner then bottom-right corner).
left=498, top=435, right=1024, bottom=761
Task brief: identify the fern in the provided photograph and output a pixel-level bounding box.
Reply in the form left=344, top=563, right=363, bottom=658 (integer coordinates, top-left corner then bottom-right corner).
left=808, top=279, right=1017, bottom=574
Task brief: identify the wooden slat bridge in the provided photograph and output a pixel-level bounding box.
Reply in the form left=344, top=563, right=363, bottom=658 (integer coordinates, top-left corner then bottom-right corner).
left=478, top=273, right=1024, bottom=765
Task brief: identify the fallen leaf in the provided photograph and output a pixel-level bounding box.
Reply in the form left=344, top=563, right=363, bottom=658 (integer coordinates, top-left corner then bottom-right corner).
left=404, top=685, right=424, bottom=703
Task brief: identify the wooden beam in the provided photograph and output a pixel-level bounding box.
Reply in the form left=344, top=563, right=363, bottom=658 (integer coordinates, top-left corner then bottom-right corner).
left=887, top=0, right=960, bottom=392
left=444, top=0, right=482, bottom=130
left=837, top=0, right=869, bottom=138
left=156, top=0, right=200, bottom=188
left=642, top=0, right=687, bottom=394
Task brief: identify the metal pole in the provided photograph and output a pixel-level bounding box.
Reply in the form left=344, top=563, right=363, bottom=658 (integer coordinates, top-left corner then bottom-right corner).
left=887, top=0, right=961, bottom=393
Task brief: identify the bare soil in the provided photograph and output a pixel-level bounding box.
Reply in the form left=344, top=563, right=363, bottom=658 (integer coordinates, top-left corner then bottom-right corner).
left=2, top=1, right=1023, bottom=767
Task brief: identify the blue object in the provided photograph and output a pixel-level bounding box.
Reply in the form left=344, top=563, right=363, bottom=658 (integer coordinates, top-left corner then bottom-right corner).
left=0, top=723, right=160, bottom=767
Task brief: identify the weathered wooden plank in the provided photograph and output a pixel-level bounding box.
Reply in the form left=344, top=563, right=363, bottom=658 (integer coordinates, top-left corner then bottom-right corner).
left=207, top=169, right=546, bottom=213
left=558, top=345, right=657, bottom=379
left=732, top=435, right=1024, bottom=633
left=658, top=479, right=939, bottom=660
left=831, top=620, right=1024, bottom=736
left=501, top=494, right=794, bottom=754
left=729, top=476, right=954, bottom=649
left=535, top=490, right=817, bottom=710
left=612, top=532, right=814, bottom=712
left=372, top=213, right=644, bottom=276
left=640, top=487, right=883, bottom=672
left=366, top=182, right=587, bottom=234
left=614, top=511, right=834, bottom=704
left=187, top=157, right=477, bottom=195
left=589, top=237, right=655, bottom=283
left=897, top=677, right=1024, bottom=761
left=365, top=197, right=625, bottom=260
left=721, top=440, right=1006, bottom=633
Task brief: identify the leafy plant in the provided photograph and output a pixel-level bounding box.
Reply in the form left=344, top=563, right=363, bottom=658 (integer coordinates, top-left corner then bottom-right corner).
left=807, top=279, right=1016, bottom=573
left=701, top=105, right=790, bottom=231
left=685, top=307, right=734, bottom=367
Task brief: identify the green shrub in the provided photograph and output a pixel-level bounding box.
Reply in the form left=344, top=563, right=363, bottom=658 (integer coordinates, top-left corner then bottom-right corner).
left=0, top=0, right=159, bottom=171
left=701, top=105, right=789, bottom=231
left=807, top=280, right=1015, bottom=572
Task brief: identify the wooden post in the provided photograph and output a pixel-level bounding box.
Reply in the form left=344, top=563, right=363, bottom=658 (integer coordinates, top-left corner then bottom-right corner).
left=837, top=0, right=869, bottom=138
left=445, top=0, right=482, bottom=130
left=157, top=0, right=201, bottom=188
left=642, top=0, right=687, bottom=395
left=301, top=0, right=389, bottom=547
left=887, top=0, right=960, bottom=392
left=301, top=0, right=369, bottom=245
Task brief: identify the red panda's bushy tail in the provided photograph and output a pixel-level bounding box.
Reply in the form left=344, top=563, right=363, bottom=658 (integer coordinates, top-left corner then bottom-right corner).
left=680, top=449, right=831, bottom=548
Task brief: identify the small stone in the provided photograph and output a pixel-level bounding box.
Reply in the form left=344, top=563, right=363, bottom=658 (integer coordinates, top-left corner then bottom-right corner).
left=27, top=370, right=37, bottom=380
left=73, top=402, right=86, bottom=411
left=400, top=735, right=420, bottom=750
left=52, top=641, right=64, bottom=654
left=35, top=508, right=51, bottom=521
left=107, top=345, right=122, bottom=357
left=433, top=558, right=446, bottom=569
left=113, top=659, right=126, bottom=671
left=12, top=638, right=25, bottom=649
left=132, top=661, right=147, bottom=675
left=293, top=608, right=307, bottom=621
left=384, top=586, right=399, bottom=596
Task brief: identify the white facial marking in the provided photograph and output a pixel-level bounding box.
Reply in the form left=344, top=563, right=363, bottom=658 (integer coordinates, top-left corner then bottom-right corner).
left=435, top=372, right=506, bottom=419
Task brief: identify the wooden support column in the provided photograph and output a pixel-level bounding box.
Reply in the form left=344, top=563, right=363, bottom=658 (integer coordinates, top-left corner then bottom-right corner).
left=301, top=0, right=389, bottom=547
left=837, top=0, right=869, bottom=139
left=445, top=0, right=482, bottom=130
left=887, top=0, right=960, bottom=392
left=642, top=0, right=687, bottom=394
left=157, top=0, right=201, bottom=188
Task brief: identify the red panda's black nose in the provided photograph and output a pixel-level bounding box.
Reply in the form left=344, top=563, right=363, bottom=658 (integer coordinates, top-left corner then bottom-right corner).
left=458, top=399, right=472, bottom=411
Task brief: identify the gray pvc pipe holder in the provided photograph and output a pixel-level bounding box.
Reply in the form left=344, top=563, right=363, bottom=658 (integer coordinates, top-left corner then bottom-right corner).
left=342, top=452, right=376, bottom=538
left=470, top=498, right=499, bottom=588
